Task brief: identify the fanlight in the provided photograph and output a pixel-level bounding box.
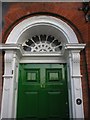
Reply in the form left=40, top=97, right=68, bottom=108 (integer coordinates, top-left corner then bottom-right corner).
left=22, top=35, right=62, bottom=52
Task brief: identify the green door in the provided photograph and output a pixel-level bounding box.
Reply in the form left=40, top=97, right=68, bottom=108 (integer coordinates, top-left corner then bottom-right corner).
left=17, top=64, right=69, bottom=120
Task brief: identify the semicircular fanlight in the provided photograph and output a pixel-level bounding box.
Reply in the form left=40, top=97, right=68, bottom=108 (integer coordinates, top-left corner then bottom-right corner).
left=22, top=35, right=62, bottom=52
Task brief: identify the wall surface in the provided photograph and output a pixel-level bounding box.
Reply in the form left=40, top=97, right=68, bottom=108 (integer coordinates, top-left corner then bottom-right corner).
left=0, top=2, right=90, bottom=119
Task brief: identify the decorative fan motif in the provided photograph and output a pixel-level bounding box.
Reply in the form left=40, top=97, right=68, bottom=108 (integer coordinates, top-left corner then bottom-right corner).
left=22, top=35, right=62, bottom=52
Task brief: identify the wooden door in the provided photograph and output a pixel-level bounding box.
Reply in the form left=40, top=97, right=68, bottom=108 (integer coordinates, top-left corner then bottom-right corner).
left=17, top=64, right=69, bottom=120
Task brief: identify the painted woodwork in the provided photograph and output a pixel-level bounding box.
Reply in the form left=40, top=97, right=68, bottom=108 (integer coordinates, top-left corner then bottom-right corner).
left=17, top=64, right=69, bottom=119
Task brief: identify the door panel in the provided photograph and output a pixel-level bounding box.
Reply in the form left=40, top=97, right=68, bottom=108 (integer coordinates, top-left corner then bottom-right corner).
left=17, top=64, right=69, bottom=119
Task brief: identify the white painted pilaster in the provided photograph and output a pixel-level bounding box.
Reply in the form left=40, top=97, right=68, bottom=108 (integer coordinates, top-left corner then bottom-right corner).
left=68, top=50, right=84, bottom=118
left=1, top=51, right=19, bottom=119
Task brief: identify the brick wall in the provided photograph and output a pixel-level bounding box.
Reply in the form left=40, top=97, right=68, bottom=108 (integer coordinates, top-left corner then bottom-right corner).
left=1, top=2, right=90, bottom=119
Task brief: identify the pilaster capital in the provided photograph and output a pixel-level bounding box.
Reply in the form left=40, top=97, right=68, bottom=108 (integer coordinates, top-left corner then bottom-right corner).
left=5, top=51, right=14, bottom=63
left=0, top=44, right=22, bottom=59
left=71, top=52, right=80, bottom=63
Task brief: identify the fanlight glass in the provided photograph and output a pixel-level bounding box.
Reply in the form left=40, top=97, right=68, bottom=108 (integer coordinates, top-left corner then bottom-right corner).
left=22, top=35, right=62, bottom=52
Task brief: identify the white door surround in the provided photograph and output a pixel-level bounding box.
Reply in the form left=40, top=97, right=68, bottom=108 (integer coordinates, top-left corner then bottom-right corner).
left=0, top=15, right=85, bottom=119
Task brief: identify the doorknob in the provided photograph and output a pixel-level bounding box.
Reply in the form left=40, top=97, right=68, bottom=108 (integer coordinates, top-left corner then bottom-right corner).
left=41, top=84, right=43, bottom=88
left=40, top=83, right=45, bottom=88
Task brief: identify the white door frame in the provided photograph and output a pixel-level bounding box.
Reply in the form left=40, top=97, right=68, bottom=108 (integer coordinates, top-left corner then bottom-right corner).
left=0, top=16, right=85, bottom=119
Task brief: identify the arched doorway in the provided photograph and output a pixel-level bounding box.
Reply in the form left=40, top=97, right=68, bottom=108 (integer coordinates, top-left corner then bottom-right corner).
left=1, top=15, right=85, bottom=119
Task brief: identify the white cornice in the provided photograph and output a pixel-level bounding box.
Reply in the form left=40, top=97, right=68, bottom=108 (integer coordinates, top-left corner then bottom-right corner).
left=65, top=44, right=86, bottom=51
left=0, top=44, right=23, bottom=57
left=0, top=44, right=22, bottom=51
left=0, top=43, right=86, bottom=57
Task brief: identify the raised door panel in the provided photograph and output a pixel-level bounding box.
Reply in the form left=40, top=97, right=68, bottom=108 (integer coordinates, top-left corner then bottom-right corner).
left=45, top=65, right=69, bottom=119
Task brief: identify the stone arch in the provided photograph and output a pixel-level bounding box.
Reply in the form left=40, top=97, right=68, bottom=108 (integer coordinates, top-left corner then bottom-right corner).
left=6, top=15, right=78, bottom=44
